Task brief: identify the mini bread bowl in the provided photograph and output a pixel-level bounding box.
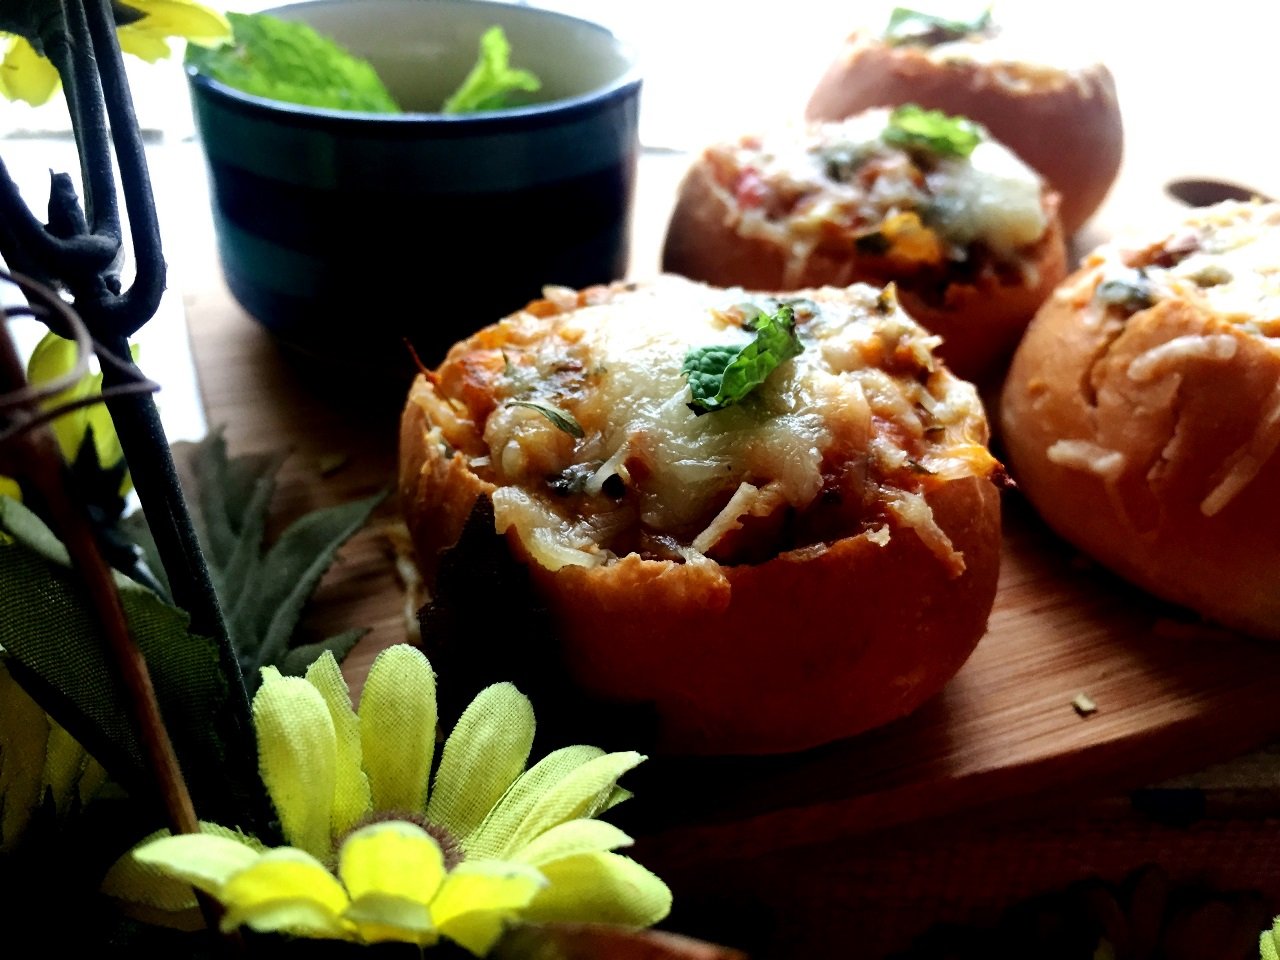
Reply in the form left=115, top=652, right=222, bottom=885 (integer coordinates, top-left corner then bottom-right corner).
left=804, top=19, right=1122, bottom=236
left=401, top=275, right=1004, bottom=754
left=1000, top=200, right=1280, bottom=640
left=660, top=108, right=1067, bottom=383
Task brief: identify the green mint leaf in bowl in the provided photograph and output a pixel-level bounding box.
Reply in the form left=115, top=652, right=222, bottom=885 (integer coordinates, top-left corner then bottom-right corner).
left=443, top=24, right=542, bottom=113
left=184, top=11, right=401, bottom=113
left=682, top=304, right=803, bottom=415
left=883, top=104, right=983, bottom=158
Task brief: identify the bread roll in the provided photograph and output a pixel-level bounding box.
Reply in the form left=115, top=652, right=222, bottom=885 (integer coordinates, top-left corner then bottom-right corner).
left=805, top=17, right=1122, bottom=236
left=401, top=275, right=1004, bottom=754
left=1000, top=201, right=1280, bottom=640
left=661, top=108, right=1067, bottom=383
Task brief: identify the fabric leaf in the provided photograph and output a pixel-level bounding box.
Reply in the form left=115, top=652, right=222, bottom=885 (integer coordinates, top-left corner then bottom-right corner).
left=278, top=630, right=365, bottom=679
left=0, top=498, right=234, bottom=816
left=0, top=660, right=49, bottom=850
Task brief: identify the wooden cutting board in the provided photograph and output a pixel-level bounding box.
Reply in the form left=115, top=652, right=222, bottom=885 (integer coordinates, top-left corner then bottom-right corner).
left=179, top=126, right=1280, bottom=871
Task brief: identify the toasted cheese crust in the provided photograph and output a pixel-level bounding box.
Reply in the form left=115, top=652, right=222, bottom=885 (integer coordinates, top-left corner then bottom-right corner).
left=1001, top=200, right=1280, bottom=640
left=412, top=275, right=995, bottom=574
left=399, top=275, right=1005, bottom=754
left=662, top=113, right=1067, bottom=382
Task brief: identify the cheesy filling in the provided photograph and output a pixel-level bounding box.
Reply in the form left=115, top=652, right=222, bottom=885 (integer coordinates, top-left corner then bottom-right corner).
left=713, top=110, right=1047, bottom=287
left=433, top=277, right=995, bottom=572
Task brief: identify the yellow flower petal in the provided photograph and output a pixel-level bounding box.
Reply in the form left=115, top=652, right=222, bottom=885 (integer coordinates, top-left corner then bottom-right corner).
left=426, top=682, right=534, bottom=840
left=220, top=848, right=353, bottom=939
left=0, top=665, right=49, bottom=851
left=0, top=36, right=61, bottom=107
left=339, top=821, right=445, bottom=945
left=115, top=27, right=171, bottom=63
left=27, top=332, right=88, bottom=462
left=522, top=851, right=671, bottom=929
left=510, top=819, right=634, bottom=868
left=1264, top=923, right=1280, bottom=960
left=502, top=751, right=644, bottom=858
left=0, top=476, right=19, bottom=501
left=42, top=718, right=86, bottom=814
left=465, top=745, right=604, bottom=859
left=121, top=0, right=231, bottom=42
left=339, top=821, right=446, bottom=905
left=431, top=860, right=546, bottom=956
left=103, top=823, right=265, bottom=911
left=305, top=652, right=372, bottom=839
left=254, top=672, right=337, bottom=859
left=359, top=645, right=436, bottom=816
left=128, top=831, right=263, bottom=900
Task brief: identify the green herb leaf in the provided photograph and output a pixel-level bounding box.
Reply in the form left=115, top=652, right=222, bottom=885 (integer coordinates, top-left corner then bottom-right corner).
left=883, top=104, right=983, bottom=159
left=884, top=6, right=992, bottom=46
left=184, top=12, right=400, bottom=113
left=682, top=305, right=803, bottom=416
left=1095, top=271, right=1155, bottom=314
left=442, top=25, right=541, bottom=114
left=506, top=400, right=585, bottom=438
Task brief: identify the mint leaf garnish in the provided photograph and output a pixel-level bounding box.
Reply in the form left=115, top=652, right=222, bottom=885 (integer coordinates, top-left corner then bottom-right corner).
left=185, top=12, right=400, bottom=113
left=682, top=305, right=803, bottom=416
left=884, top=7, right=992, bottom=47
left=883, top=104, right=983, bottom=159
left=442, top=25, right=541, bottom=114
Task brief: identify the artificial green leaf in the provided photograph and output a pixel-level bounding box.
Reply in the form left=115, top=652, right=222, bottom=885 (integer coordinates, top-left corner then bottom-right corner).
left=184, top=12, right=401, bottom=113
left=0, top=498, right=234, bottom=814
left=505, top=401, right=584, bottom=439
left=245, top=489, right=385, bottom=675
left=278, top=629, right=366, bottom=678
left=883, top=105, right=983, bottom=159
left=128, top=433, right=383, bottom=688
left=884, top=6, right=992, bottom=46
left=442, top=25, right=541, bottom=114
left=682, top=304, right=803, bottom=415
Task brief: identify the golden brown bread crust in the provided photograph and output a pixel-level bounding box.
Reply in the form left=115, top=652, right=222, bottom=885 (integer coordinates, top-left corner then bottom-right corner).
left=400, top=279, right=1005, bottom=754
left=804, top=29, right=1122, bottom=236
left=661, top=149, right=1068, bottom=384
left=1000, top=263, right=1280, bottom=640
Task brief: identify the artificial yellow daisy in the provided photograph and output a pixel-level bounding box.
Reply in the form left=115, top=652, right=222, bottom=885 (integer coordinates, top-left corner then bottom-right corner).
left=1264, top=919, right=1280, bottom=960
left=0, top=0, right=229, bottom=106
left=0, top=658, right=106, bottom=851
left=107, top=646, right=671, bottom=954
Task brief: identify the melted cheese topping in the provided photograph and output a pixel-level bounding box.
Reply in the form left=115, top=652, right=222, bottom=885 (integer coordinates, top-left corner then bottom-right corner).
left=1109, top=201, right=1280, bottom=339
left=716, top=110, right=1047, bottom=280
left=436, top=277, right=994, bottom=571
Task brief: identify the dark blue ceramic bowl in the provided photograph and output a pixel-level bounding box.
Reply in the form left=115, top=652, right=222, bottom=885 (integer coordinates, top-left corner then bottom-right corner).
left=188, top=0, right=641, bottom=379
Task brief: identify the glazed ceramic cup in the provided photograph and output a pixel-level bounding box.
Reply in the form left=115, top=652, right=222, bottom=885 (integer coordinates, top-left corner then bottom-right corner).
left=188, top=0, right=641, bottom=380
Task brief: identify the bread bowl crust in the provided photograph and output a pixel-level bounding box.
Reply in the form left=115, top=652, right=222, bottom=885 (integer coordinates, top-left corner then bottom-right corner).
left=1000, top=260, right=1280, bottom=640
left=400, top=280, right=1004, bottom=754
left=661, top=144, right=1068, bottom=383
left=805, top=29, right=1122, bottom=235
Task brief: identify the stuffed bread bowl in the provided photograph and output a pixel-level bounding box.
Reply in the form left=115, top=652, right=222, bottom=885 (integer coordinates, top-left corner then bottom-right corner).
left=804, top=8, right=1122, bottom=236
left=400, top=275, right=1004, bottom=754
left=1000, top=200, right=1280, bottom=641
left=661, top=107, right=1067, bottom=383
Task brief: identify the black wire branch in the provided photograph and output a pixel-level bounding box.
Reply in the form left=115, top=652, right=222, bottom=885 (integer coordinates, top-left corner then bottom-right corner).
left=0, top=0, right=265, bottom=829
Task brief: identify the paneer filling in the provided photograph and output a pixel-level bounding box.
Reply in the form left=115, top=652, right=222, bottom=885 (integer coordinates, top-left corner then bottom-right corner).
left=424, top=278, right=996, bottom=572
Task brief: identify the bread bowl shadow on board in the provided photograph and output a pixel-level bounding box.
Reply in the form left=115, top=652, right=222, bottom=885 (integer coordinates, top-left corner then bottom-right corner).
left=999, top=200, right=1280, bottom=641
left=660, top=107, right=1067, bottom=385
left=804, top=9, right=1122, bottom=237
left=400, top=275, right=1005, bottom=755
